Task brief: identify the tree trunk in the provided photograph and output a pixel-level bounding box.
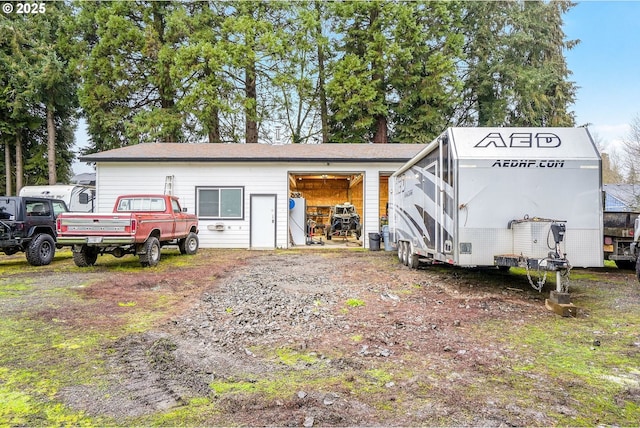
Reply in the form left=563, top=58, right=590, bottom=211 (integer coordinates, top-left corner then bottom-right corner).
left=370, top=5, right=388, bottom=144
left=245, top=60, right=258, bottom=144
left=15, top=134, right=23, bottom=194
left=152, top=2, right=179, bottom=143
left=4, top=139, right=12, bottom=196
left=47, top=104, right=57, bottom=184
left=373, top=115, right=388, bottom=144
left=315, top=1, right=329, bottom=144
left=208, top=105, right=221, bottom=143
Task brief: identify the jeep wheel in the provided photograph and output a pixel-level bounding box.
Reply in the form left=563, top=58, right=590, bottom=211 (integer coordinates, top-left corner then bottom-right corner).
left=73, top=245, right=99, bottom=267
left=179, top=232, right=199, bottom=255
left=140, top=236, right=161, bottom=267
left=25, top=234, right=55, bottom=266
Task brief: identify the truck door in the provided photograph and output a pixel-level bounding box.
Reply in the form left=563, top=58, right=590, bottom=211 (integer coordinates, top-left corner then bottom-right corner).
left=170, top=198, right=184, bottom=237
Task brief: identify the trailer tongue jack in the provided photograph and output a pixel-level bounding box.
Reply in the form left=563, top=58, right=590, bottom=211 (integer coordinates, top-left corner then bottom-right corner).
left=495, top=217, right=575, bottom=316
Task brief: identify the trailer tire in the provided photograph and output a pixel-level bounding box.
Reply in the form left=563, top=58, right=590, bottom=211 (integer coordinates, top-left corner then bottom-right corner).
left=409, top=252, right=420, bottom=269
left=397, top=241, right=403, bottom=262
left=636, top=257, right=640, bottom=283
left=140, top=236, right=161, bottom=267
left=179, top=232, right=199, bottom=255
left=401, top=242, right=410, bottom=266
left=73, top=245, right=99, bottom=267
left=25, top=233, right=55, bottom=266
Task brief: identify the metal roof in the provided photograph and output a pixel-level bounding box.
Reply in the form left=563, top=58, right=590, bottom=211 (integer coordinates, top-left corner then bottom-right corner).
left=80, top=142, right=425, bottom=163
left=603, top=184, right=640, bottom=211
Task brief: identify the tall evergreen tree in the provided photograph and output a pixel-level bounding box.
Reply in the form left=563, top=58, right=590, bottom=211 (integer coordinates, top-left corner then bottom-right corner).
left=1, top=8, right=76, bottom=192
left=171, top=1, right=228, bottom=143
left=68, top=0, right=579, bottom=150
left=460, top=0, right=577, bottom=126
left=222, top=1, right=289, bottom=143
left=389, top=1, right=463, bottom=143
left=327, top=1, right=391, bottom=143
left=506, top=0, right=577, bottom=126
left=268, top=1, right=327, bottom=144
left=77, top=1, right=185, bottom=152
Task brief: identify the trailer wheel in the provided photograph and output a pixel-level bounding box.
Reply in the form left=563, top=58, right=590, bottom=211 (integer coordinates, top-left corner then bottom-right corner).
left=25, top=234, right=55, bottom=266
left=398, top=241, right=406, bottom=265
left=636, top=257, right=640, bottom=283
left=140, top=236, right=161, bottom=267
left=401, top=242, right=410, bottom=266
left=179, top=232, right=199, bottom=255
left=73, top=245, right=99, bottom=267
left=409, top=252, right=420, bottom=269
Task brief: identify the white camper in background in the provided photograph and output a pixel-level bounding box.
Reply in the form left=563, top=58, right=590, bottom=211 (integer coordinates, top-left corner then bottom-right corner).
left=19, top=184, right=95, bottom=212
left=389, top=127, right=602, bottom=296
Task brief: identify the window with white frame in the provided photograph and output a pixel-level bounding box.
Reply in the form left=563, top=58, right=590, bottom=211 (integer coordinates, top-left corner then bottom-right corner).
left=197, top=187, right=244, bottom=219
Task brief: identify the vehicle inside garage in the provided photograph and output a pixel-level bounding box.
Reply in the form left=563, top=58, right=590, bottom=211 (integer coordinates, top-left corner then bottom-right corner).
left=288, top=172, right=390, bottom=247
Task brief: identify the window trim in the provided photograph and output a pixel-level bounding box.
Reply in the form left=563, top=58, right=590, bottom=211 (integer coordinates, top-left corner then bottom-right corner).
left=196, top=186, right=245, bottom=220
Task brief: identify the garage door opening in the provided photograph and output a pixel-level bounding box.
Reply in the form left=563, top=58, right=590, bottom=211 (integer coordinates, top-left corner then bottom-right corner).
left=288, top=172, right=364, bottom=247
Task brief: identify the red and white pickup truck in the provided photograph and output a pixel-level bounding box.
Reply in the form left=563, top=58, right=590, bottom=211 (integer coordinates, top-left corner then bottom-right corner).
left=56, top=194, right=199, bottom=267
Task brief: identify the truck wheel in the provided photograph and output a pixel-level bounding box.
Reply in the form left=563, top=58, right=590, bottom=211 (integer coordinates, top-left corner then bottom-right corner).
left=73, top=245, right=99, bottom=267
left=397, top=241, right=403, bottom=263
left=25, top=234, right=55, bottom=266
left=140, top=236, right=161, bottom=267
left=179, top=232, right=199, bottom=255
left=636, top=258, right=640, bottom=283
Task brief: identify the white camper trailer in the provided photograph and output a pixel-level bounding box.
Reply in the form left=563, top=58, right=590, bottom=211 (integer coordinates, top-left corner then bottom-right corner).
left=389, top=127, right=603, bottom=294
left=19, top=184, right=95, bottom=212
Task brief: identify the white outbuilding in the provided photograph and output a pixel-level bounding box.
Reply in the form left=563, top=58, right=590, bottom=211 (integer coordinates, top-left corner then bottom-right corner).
left=80, top=143, right=423, bottom=249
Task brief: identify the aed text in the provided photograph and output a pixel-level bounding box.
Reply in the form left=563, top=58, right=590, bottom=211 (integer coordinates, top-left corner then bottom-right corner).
left=491, top=159, right=565, bottom=168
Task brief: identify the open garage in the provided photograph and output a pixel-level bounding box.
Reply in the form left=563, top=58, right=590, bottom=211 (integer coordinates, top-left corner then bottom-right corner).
left=288, top=172, right=391, bottom=247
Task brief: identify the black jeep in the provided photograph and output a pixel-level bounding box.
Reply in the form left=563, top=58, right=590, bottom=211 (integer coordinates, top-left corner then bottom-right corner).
left=0, top=197, right=68, bottom=266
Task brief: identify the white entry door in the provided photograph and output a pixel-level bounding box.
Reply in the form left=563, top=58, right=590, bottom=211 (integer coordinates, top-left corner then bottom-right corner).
left=250, top=194, right=277, bottom=249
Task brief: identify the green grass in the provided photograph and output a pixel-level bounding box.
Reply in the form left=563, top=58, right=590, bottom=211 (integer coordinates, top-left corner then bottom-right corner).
left=345, top=298, right=365, bottom=308
left=0, top=251, right=200, bottom=426
left=458, top=297, right=640, bottom=426
left=2, top=249, right=639, bottom=426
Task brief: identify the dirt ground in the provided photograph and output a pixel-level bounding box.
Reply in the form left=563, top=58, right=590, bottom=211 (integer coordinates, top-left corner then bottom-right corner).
left=2, top=248, right=640, bottom=426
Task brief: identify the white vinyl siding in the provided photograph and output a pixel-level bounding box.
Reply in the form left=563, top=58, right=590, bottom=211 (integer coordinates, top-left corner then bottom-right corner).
left=95, top=160, right=408, bottom=249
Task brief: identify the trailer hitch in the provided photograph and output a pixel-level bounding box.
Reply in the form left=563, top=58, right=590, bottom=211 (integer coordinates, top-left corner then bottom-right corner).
left=550, top=223, right=566, bottom=259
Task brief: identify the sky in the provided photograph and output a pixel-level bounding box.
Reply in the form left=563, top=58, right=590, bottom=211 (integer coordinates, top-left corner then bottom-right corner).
left=563, top=0, right=640, bottom=154
left=72, top=0, right=640, bottom=175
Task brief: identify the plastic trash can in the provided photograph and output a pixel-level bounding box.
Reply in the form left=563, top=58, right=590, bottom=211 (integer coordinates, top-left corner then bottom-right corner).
left=368, top=232, right=381, bottom=251
left=382, top=225, right=392, bottom=251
